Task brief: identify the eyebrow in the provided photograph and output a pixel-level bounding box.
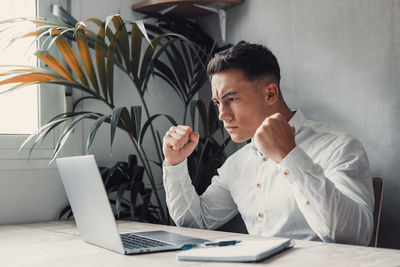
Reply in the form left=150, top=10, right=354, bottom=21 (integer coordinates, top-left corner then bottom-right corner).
left=212, top=91, right=239, bottom=102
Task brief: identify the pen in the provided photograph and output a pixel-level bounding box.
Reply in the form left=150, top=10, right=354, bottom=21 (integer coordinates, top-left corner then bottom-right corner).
left=181, top=240, right=241, bottom=250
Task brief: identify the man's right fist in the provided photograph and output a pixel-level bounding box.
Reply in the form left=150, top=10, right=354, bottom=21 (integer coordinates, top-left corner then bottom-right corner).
left=162, top=125, right=199, bottom=166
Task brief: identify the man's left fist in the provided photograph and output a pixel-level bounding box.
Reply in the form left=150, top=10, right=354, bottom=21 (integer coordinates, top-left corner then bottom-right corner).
left=254, top=113, right=296, bottom=163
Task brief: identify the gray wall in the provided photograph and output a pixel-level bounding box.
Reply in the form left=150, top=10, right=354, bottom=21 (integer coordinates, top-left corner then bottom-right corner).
left=6, top=0, right=396, bottom=249
left=71, top=0, right=400, bottom=248
left=199, top=0, right=400, bottom=248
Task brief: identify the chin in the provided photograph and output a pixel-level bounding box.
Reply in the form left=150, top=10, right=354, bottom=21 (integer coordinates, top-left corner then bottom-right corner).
left=230, top=134, right=249, bottom=143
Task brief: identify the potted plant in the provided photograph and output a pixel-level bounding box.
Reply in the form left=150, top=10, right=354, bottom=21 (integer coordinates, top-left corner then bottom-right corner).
left=0, top=4, right=230, bottom=223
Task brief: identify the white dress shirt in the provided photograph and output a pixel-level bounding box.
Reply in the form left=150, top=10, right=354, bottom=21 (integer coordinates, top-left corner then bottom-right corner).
left=163, top=110, right=374, bottom=245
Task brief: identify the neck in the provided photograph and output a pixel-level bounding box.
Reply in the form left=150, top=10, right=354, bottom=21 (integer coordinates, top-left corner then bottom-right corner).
left=270, top=99, right=294, bottom=121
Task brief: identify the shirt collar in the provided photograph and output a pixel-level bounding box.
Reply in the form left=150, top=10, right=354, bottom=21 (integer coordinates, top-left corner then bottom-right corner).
left=249, top=109, right=306, bottom=156
left=289, top=109, right=305, bottom=135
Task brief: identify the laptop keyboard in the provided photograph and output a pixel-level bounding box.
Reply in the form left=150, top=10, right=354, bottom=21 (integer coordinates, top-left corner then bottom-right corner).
left=121, top=233, right=171, bottom=249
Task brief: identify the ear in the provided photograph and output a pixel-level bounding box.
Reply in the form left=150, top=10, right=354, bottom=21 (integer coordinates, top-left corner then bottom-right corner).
left=264, top=82, right=279, bottom=104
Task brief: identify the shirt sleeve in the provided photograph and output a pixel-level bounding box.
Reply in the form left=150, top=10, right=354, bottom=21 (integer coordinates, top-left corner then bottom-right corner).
left=278, top=134, right=374, bottom=245
left=162, top=159, right=238, bottom=229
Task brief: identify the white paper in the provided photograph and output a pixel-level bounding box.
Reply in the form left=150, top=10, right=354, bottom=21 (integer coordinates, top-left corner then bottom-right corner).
left=176, top=239, right=293, bottom=262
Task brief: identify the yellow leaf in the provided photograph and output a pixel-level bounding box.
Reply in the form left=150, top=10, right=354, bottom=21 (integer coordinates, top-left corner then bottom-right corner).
left=35, top=52, right=75, bottom=82
left=0, top=73, right=59, bottom=85
left=75, top=27, right=99, bottom=93
left=50, top=28, right=89, bottom=87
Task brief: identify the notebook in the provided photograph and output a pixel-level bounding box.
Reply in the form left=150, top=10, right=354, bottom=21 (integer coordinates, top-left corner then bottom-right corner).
left=56, top=155, right=209, bottom=255
left=176, top=239, right=294, bottom=262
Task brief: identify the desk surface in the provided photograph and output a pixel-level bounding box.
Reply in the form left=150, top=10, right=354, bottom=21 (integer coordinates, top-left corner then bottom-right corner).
left=0, top=221, right=399, bottom=267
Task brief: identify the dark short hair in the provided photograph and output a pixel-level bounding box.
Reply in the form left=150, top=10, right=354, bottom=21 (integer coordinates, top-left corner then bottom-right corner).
left=207, top=42, right=281, bottom=86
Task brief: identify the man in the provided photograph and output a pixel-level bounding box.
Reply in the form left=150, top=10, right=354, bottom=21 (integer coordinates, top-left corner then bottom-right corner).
left=162, top=43, right=374, bottom=245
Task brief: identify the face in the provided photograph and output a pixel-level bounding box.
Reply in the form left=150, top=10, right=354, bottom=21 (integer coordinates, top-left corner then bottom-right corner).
left=211, top=69, right=270, bottom=143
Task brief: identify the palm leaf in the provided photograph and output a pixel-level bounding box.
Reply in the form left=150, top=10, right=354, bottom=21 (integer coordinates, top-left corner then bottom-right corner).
left=110, top=107, right=125, bottom=148
left=51, top=113, right=100, bottom=161
left=19, top=116, right=70, bottom=153
left=130, top=106, right=142, bottom=140
left=95, top=22, right=108, bottom=101
left=50, top=28, right=89, bottom=87
left=138, top=35, right=164, bottom=90
left=130, top=23, right=142, bottom=82
left=190, top=100, right=208, bottom=135
left=106, top=23, right=123, bottom=105
left=0, top=72, right=60, bottom=86
left=116, top=182, right=130, bottom=218
left=72, top=96, right=99, bottom=111
left=51, top=4, right=78, bottom=26
left=86, top=114, right=110, bottom=153
left=34, top=51, right=75, bottom=82
left=75, top=26, right=99, bottom=93
left=111, top=16, right=130, bottom=72
left=139, top=114, right=177, bottom=145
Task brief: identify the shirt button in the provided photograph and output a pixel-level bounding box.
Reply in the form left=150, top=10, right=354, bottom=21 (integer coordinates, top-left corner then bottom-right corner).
left=258, top=213, right=263, bottom=218
left=306, top=201, right=310, bottom=205
left=256, top=183, right=261, bottom=189
left=263, top=157, right=268, bottom=162
left=283, top=170, right=289, bottom=176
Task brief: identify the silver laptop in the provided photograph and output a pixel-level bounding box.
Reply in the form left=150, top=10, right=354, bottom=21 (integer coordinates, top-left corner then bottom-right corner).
left=56, top=155, right=208, bottom=255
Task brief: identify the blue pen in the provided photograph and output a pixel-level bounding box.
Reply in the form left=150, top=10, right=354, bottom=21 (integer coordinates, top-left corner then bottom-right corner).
left=181, top=240, right=241, bottom=250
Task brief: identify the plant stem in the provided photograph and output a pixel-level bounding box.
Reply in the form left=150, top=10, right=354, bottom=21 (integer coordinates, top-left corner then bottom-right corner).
left=183, top=104, right=188, bottom=125
left=125, top=73, right=163, bottom=164
left=127, top=134, right=167, bottom=224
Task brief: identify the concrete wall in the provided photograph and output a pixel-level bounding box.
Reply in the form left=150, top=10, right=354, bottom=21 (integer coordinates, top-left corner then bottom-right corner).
left=199, top=0, right=400, bottom=248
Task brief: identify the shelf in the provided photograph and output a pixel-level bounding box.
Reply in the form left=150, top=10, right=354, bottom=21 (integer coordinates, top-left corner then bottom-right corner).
left=131, top=0, right=242, bottom=17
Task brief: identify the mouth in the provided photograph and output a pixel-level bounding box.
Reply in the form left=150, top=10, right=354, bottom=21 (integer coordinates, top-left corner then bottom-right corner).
left=225, top=126, right=238, bottom=133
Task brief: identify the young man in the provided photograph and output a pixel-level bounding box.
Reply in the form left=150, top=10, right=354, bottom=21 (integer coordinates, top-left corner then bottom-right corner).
left=162, top=43, right=374, bottom=245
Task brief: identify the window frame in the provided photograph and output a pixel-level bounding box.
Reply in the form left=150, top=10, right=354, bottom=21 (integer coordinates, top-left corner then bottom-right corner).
left=0, top=0, right=75, bottom=165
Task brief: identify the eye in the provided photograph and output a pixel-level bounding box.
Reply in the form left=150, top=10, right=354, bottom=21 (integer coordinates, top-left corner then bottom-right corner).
left=228, top=97, right=238, bottom=102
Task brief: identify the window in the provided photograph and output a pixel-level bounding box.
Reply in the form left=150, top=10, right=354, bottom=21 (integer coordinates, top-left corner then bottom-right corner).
left=0, top=0, right=68, bottom=162
left=0, top=0, right=38, bottom=134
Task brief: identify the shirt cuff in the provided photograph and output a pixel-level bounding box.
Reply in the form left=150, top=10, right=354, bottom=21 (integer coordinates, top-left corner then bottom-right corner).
left=163, top=158, right=189, bottom=184
left=277, top=146, right=314, bottom=185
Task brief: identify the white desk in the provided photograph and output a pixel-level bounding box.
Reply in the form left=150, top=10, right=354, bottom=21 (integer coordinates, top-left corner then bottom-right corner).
left=0, top=221, right=399, bottom=266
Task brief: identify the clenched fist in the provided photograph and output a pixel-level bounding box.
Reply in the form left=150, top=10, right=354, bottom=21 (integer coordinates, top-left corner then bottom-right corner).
left=254, top=113, right=296, bottom=163
left=163, top=125, right=199, bottom=166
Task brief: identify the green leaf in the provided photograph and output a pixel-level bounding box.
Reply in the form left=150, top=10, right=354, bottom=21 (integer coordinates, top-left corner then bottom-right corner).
left=208, top=101, right=219, bottom=135
left=130, top=22, right=143, bottom=82
left=84, top=17, right=116, bottom=44
left=135, top=20, right=152, bottom=46
left=106, top=25, right=121, bottom=105
left=86, top=115, right=110, bottom=153
left=130, top=106, right=142, bottom=140
left=152, top=60, right=181, bottom=97
left=111, top=16, right=130, bottom=72
left=20, top=116, right=71, bottom=158
left=110, top=107, right=125, bottom=148
left=190, top=100, right=208, bottom=134
left=51, top=113, right=99, bottom=161
left=51, top=4, right=78, bottom=26
left=139, top=114, right=177, bottom=145
left=73, top=96, right=99, bottom=111
left=116, top=182, right=130, bottom=218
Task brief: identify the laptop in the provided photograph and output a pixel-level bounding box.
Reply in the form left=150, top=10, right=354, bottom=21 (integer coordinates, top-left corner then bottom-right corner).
left=56, top=155, right=209, bottom=255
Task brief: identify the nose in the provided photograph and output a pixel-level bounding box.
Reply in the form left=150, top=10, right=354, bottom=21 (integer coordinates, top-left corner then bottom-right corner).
left=218, top=104, right=232, bottom=122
